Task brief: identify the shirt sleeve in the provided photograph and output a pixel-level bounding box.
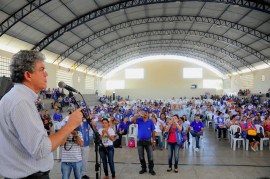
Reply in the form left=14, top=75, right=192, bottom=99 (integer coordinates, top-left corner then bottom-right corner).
left=77, top=131, right=84, bottom=141
left=109, top=128, right=115, bottom=136
left=136, top=117, right=143, bottom=124
left=11, top=100, right=52, bottom=160
left=151, top=120, right=155, bottom=131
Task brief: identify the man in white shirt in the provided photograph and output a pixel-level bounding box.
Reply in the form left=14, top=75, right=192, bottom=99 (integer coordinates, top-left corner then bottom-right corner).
left=0, top=50, right=83, bottom=178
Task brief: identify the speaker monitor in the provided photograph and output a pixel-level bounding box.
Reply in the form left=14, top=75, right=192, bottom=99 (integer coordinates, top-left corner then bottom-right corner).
left=0, top=76, right=13, bottom=100
left=191, top=84, right=197, bottom=89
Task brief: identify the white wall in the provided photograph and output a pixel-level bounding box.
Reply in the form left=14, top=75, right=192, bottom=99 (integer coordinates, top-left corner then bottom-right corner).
left=45, top=62, right=98, bottom=94
left=105, top=59, right=222, bottom=99
left=110, top=88, right=216, bottom=100
left=0, top=49, right=100, bottom=94
left=224, top=68, right=270, bottom=94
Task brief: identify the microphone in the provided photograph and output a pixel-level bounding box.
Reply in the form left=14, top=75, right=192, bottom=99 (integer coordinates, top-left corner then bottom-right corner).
left=58, top=81, right=79, bottom=93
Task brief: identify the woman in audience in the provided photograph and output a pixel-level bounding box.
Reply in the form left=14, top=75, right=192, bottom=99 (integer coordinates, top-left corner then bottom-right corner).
left=262, top=115, right=270, bottom=139
left=228, top=115, right=240, bottom=128
left=117, top=116, right=132, bottom=148
left=159, top=113, right=167, bottom=123
left=240, top=115, right=248, bottom=126
left=43, top=118, right=53, bottom=136
left=253, top=115, right=261, bottom=125
left=43, top=109, right=52, bottom=122
left=179, top=117, right=189, bottom=148
left=99, top=118, right=116, bottom=179
left=165, top=114, right=182, bottom=173
left=241, top=118, right=260, bottom=151
left=152, top=116, right=164, bottom=150
left=215, top=111, right=227, bottom=140
left=161, top=107, right=168, bottom=117
left=182, top=115, right=190, bottom=144
left=109, top=115, right=120, bottom=132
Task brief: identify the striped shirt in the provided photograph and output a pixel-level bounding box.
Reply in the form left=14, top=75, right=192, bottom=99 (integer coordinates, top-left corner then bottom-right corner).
left=61, top=131, right=83, bottom=162
left=0, top=84, right=53, bottom=178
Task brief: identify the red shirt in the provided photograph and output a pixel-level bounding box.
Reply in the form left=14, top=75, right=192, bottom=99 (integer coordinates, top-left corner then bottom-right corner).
left=168, top=126, right=177, bottom=143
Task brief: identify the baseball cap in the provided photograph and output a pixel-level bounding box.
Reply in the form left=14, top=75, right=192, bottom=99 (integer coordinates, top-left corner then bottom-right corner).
left=142, top=107, right=149, bottom=113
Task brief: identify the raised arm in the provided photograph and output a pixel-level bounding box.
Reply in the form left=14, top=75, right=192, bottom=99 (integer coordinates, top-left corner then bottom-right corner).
left=131, top=114, right=140, bottom=123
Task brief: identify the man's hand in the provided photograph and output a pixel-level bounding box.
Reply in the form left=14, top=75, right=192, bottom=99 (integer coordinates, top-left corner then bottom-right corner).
left=66, top=107, right=83, bottom=130
left=152, top=141, right=156, bottom=149
left=71, top=131, right=78, bottom=136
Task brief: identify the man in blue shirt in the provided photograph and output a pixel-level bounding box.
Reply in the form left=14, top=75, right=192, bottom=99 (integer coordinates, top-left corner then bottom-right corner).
left=53, top=109, right=63, bottom=122
left=132, top=108, right=156, bottom=175
left=190, top=114, right=204, bottom=152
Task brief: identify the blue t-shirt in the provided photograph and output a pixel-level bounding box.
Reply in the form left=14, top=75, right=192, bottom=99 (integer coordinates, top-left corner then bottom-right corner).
left=190, top=121, right=204, bottom=133
left=80, top=120, right=90, bottom=147
left=114, top=113, right=123, bottom=121
left=118, top=121, right=132, bottom=133
left=136, top=117, right=155, bottom=140
left=53, top=113, right=62, bottom=121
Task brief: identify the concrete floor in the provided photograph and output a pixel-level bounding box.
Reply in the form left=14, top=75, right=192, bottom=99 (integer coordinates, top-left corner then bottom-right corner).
left=2, top=127, right=269, bottom=179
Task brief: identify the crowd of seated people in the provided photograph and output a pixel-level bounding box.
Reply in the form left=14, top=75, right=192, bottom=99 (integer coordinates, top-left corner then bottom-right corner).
left=37, top=93, right=270, bottom=154
left=40, top=88, right=65, bottom=100
left=238, top=89, right=250, bottom=96
left=99, top=95, right=127, bottom=103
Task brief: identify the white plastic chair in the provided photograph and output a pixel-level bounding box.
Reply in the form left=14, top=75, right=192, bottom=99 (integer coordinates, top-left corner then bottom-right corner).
left=230, top=125, right=245, bottom=151
left=255, top=125, right=269, bottom=151
left=114, top=123, right=128, bottom=146
left=121, top=124, right=129, bottom=146
left=52, top=121, right=62, bottom=159
left=164, top=139, right=168, bottom=149
left=227, top=128, right=231, bottom=143
left=206, top=112, right=213, bottom=121
left=128, top=124, right=138, bottom=147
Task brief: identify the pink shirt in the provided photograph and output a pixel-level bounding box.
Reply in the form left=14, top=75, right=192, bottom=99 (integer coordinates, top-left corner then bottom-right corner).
left=241, top=123, right=252, bottom=130
left=168, top=126, right=177, bottom=143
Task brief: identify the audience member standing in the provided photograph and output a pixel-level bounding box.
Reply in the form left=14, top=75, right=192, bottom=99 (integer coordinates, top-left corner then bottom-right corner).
left=165, top=115, right=182, bottom=173
left=81, top=118, right=91, bottom=179
left=98, top=118, right=116, bottom=179
left=131, top=108, right=156, bottom=175
left=61, top=127, right=84, bottom=179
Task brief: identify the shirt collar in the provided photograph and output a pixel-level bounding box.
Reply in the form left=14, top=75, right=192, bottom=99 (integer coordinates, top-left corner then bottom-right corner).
left=14, top=83, right=38, bottom=102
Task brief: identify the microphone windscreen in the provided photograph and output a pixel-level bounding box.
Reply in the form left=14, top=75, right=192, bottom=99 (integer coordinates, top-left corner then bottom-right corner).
left=58, top=81, right=65, bottom=88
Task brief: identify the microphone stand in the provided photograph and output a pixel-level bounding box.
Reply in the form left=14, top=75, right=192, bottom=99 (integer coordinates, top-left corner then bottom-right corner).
left=68, top=91, right=105, bottom=179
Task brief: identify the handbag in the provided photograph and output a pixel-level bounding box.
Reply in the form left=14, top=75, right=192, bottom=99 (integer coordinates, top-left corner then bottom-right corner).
left=128, top=139, right=135, bottom=148
left=247, top=129, right=256, bottom=136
